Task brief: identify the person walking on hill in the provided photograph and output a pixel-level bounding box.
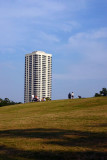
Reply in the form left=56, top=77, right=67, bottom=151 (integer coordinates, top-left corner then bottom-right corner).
left=71, top=92, right=74, bottom=99
left=68, top=93, right=71, bottom=99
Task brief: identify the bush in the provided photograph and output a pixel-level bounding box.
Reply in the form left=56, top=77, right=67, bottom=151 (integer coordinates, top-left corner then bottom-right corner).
left=45, top=97, right=51, bottom=101
left=95, top=88, right=107, bottom=97
left=0, top=98, right=22, bottom=107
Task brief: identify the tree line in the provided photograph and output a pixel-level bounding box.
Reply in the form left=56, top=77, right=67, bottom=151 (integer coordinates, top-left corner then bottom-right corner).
left=95, top=88, right=107, bottom=97
left=0, top=88, right=106, bottom=107
left=0, top=98, right=22, bottom=107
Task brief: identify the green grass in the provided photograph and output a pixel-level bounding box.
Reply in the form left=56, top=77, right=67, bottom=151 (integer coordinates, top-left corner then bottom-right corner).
left=0, top=97, right=107, bottom=160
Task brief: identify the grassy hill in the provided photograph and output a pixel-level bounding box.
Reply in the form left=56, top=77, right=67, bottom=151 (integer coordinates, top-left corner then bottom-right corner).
left=0, top=97, right=107, bottom=160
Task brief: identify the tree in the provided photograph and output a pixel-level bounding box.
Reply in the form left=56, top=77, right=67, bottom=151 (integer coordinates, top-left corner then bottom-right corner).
left=100, top=88, right=107, bottom=96
left=95, top=93, right=101, bottom=97
left=0, top=98, right=22, bottom=107
left=95, top=88, right=107, bottom=97
left=4, top=98, right=10, bottom=103
left=0, top=98, right=3, bottom=102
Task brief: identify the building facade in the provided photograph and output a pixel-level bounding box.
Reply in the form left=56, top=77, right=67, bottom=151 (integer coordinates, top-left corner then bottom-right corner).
left=24, top=51, right=52, bottom=103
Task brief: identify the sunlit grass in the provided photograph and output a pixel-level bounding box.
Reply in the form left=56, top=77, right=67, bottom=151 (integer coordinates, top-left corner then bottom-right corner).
left=0, top=97, right=107, bottom=160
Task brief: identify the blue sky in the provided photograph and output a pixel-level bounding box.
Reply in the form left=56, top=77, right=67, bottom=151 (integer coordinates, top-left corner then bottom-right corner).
left=0, top=0, right=107, bottom=102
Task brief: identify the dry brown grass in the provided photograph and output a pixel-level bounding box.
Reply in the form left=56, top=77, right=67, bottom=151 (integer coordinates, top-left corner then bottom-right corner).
left=0, top=97, right=107, bottom=160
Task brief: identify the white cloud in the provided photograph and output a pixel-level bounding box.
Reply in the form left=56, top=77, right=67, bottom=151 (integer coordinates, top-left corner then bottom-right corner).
left=69, top=28, right=107, bottom=41
left=38, top=32, right=60, bottom=42
left=68, top=28, right=107, bottom=63
left=91, top=28, right=107, bottom=39
left=60, top=0, right=87, bottom=12
left=60, top=21, right=80, bottom=32
left=0, top=0, right=87, bottom=50
left=0, top=0, right=65, bottom=18
left=53, top=28, right=107, bottom=80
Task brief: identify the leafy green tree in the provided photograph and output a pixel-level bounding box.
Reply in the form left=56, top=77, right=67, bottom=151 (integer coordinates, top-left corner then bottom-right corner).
left=95, top=88, right=107, bottom=97
left=0, top=98, right=3, bottom=102
left=100, top=88, right=107, bottom=96
left=95, top=93, right=101, bottom=97
left=4, top=98, right=10, bottom=103
left=0, top=98, right=22, bottom=107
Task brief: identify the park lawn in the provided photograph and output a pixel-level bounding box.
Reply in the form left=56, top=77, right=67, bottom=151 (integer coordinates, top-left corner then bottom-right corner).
left=0, top=97, right=107, bottom=160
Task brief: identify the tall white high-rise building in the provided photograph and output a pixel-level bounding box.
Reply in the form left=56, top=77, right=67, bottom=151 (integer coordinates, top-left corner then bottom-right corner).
left=24, top=51, right=52, bottom=103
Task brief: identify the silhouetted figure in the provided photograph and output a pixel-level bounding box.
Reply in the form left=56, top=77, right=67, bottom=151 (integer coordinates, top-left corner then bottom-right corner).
left=78, top=95, right=81, bottom=98
left=68, top=93, right=71, bottom=99
left=33, top=95, right=39, bottom=102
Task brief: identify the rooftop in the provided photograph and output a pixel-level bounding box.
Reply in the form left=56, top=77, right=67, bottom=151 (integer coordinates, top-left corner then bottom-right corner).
left=25, top=51, right=52, bottom=56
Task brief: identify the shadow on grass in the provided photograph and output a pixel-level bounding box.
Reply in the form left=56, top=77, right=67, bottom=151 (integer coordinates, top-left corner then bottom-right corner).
left=0, top=144, right=107, bottom=160
left=0, top=128, right=107, bottom=160
left=88, top=123, right=107, bottom=128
